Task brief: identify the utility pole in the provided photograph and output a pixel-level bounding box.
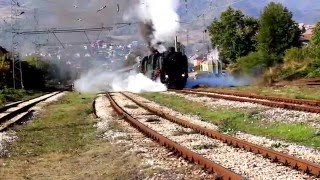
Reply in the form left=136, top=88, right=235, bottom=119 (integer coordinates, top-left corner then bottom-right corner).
left=33, top=8, right=40, bottom=54
left=186, top=29, right=189, bottom=46
left=11, top=0, right=24, bottom=89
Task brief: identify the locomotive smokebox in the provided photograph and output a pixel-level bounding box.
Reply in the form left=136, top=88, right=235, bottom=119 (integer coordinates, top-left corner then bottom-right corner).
left=140, top=41, right=188, bottom=89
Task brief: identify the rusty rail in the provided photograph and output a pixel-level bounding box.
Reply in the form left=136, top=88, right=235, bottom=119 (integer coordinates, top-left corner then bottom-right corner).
left=106, top=92, right=243, bottom=180
left=122, top=93, right=320, bottom=177
left=187, top=88, right=320, bottom=107
left=177, top=90, right=320, bottom=114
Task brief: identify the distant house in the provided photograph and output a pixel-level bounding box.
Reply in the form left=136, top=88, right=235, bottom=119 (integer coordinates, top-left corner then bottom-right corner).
left=189, top=48, right=223, bottom=75
left=206, top=48, right=222, bottom=75
left=190, top=54, right=203, bottom=71
left=299, top=24, right=315, bottom=45
left=190, top=54, right=202, bottom=67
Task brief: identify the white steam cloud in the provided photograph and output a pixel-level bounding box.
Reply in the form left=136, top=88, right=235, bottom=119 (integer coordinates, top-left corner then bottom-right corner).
left=74, top=70, right=167, bottom=93
left=137, top=0, right=180, bottom=43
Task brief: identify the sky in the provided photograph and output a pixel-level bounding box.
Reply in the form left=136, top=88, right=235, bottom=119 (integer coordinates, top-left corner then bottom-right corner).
left=178, top=0, right=320, bottom=24
left=0, top=0, right=319, bottom=51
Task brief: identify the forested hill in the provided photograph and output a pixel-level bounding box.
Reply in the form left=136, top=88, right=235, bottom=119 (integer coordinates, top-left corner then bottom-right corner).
left=179, top=0, right=320, bottom=24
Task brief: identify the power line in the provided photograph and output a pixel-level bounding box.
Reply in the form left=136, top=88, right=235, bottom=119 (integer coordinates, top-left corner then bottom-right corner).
left=12, top=26, right=114, bottom=35
left=10, top=22, right=135, bottom=35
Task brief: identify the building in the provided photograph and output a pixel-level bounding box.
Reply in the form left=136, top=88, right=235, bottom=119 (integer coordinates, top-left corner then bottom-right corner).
left=206, top=48, right=222, bottom=75
left=191, top=54, right=202, bottom=67
left=190, top=54, right=204, bottom=72
left=190, top=48, right=222, bottom=75
left=299, top=23, right=315, bottom=45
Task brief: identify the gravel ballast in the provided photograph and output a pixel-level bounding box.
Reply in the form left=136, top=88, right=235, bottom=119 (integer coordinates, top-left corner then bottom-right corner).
left=114, top=93, right=313, bottom=180
left=94, top=94, right=214, bottom=179
left=0, top=132, right=16, bottom=157
left=126, top=92, right=320, bottom=165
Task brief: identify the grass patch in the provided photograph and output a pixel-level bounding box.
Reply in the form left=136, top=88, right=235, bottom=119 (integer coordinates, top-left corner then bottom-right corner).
left=210, top=85, right=320, bottom=101
left=0, top=92, right=144, bottom=179
left=142, top=93, right=320, bottom=148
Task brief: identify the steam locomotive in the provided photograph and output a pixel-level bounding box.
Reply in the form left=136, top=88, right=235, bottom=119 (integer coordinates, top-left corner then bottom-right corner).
left=140, top=46, right=188, bottom=89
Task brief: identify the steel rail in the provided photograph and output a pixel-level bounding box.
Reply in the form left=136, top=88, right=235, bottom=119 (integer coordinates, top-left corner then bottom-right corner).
left=0, top=101, right=23, bottom=113
left=0, top=110, right=34, bottom=131
left=0, top=92, right=61, bottom=125
left=106, top=92, right=243, bottom=180
left=176, top=90, right=320, bottom=113
left=122, top=93, right=320, bottom=177
left=186, top=88, right=320, bottom=107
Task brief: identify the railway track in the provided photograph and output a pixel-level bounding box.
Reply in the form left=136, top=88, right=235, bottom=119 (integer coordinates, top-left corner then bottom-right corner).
left=176, top=89, right=320, bottom=113
left=0, top=92, right=62, bottom=131
left=107, top=92, right=320, bottom=179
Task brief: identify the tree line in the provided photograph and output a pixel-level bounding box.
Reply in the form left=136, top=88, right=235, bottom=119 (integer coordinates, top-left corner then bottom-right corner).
left=208, top=2, right=320, bottom=83
left=0, top=52, right=73, bottom=90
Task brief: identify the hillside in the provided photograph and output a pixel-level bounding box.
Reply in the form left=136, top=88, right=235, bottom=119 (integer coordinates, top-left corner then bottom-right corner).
left=179, top=0, right=320, bottom=24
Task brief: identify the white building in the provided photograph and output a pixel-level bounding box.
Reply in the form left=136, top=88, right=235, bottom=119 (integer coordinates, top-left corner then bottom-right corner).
left=206, top=48, right=222, bottom=75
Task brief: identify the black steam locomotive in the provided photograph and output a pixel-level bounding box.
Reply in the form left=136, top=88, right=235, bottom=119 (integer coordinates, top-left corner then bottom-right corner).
left=140, top=46, right=188, bottom=89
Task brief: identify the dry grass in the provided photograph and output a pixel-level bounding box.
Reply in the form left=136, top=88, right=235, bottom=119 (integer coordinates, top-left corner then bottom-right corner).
left=0, top=92, right=144, bottom=179
left=0, top=142, right=142, bottom=179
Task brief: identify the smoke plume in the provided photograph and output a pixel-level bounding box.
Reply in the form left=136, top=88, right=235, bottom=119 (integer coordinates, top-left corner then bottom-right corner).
left=186, top=74, right=253, bottom=88
left=135, top=0, right=180, bottom=51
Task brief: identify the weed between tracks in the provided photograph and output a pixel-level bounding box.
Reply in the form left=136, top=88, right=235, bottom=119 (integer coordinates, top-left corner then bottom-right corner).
left=142, top=93, right=320, bottom=148
left=0, top=92, right=142, bottom=179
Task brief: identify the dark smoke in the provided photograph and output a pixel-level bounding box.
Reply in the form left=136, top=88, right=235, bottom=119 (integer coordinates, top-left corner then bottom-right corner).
left=139, top=22, right=155, bottom=51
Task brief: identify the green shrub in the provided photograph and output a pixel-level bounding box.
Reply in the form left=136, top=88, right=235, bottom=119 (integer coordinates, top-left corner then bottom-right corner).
left=0, top=88, right=27, bottom=105
left=236, top=52, right=266, bottom=74
left=259, top=46, right=320, bottom=82
left=283, top=47, right=305, bottom=64
left=235, top=51, right=281, bottom=75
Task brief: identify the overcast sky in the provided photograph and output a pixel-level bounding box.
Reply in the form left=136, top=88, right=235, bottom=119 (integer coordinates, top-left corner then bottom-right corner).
left=0, top=0, right=319, bottom=51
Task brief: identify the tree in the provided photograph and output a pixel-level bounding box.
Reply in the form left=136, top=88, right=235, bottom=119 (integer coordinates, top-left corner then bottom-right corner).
left=23, top=55, right=53, bottom=89
left=208, top=7, right=259, bottom=64
left=0, top=55, right=10, bottom=88
left=307, top=21, right=320, bottom=59
left=257, top=2, right=301, bottom=60
left=310, top=22, right=320, bottom=46
left=305, top=22, right=320, bottom=77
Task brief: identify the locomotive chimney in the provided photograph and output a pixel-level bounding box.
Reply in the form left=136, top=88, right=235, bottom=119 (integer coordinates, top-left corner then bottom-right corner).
left=174, top=36, right=178, bottom=52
